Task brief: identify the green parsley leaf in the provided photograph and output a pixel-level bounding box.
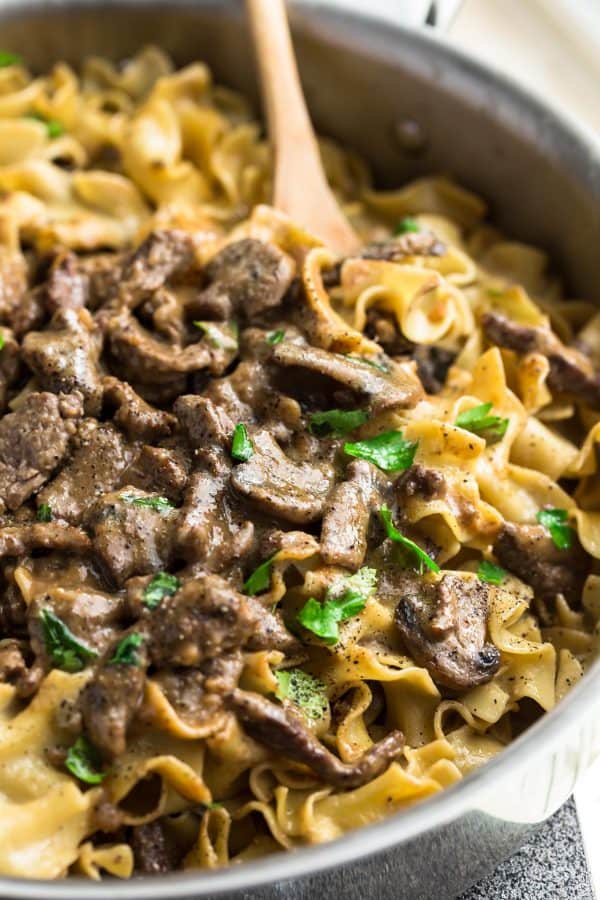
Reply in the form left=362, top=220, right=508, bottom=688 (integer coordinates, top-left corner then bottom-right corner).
left=344, top=430, right=418, bottom=473
left=309, top=408, right=369, bottom=438
left=27, top=112, right=64, bottom=138
left=0, top=333, right=5, bottom=350
left=194, top=320, right=239, bottom=351
left=120, top=492, right=174, bottom=514
left=455, top=402, right=509, bottom=444
left=478, top=559, right=506, bottom=585
left=109, top=633, right=144, bottom=666
left=267, top=329, right=285, bottom=345
left=244, top=554, right=276, bottom=595
left=0, top=51, right=21, bottom=68
left=231, top=423, right=254, bottom=462
left=379, top=505, right=440, bottom=574
left=345, top=354, right=390, bottom=374
left=536, top=508, right=574, bottom=550
left=143, top=572, right=180, bottom=610
left=275, top=668, right=329, bottom=721
left=65, top=736, right=106, bottom=785
left=395, top=217, right=420, bottom=235
left=36, top=502, right=52, bottom=522
left=297, top=567, right=377, bottom=645
left=40, top=609, right=98, bottom=673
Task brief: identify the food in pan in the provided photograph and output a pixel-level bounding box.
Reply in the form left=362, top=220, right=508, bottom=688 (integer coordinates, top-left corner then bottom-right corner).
left=0, top=47, right=597, bottom=879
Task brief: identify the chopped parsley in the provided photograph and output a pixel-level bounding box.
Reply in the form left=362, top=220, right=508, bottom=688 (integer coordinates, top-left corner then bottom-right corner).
left=36, top=502, right=52, bottom=522
left=143, top=572, right=180, bottom=610
left=108, top=633, right=144, bottom=666
left=275, top=668, right=329, bottom=721
left=344, top=430, right=418, bottom=473
left=27, top=111, right=64, bottom=138
left=455, top=402, right=509, bottom=444
left=231, top=423, right=254, bottom=462
left=40, top=609, right=98, bottom=673
left=345, top=354, right=390, bottom=374
left=395, top=216, right=420, bottom=234
left=478, top=559, right=506, bottom=585
left=244, top=554, right=276, bottom=596
left=194, top=320, right=238, bottom=351
left=309, top=408, right=369, bottom=438
left=0, top=51, right=21, bottom=68
left=379, top=505, right=440, bottom=574
left=0, top=333, right=5, bottom=350
left=297, top=567, right=377, bottom=645
left=536, top=508, right=574, bottom=550
left=120, top=492, right=174, bottom=514
left=267, top=329, right=285, bottom=345
left=65, top=736, right=106, bottom=785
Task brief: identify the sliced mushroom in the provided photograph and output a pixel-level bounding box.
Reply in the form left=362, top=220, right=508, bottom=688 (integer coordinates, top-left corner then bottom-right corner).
left=272, top=341, right=422, bottom=413
left=231, top=429, right=335, bottom=524
left=394, top=572, right=500, bottom=691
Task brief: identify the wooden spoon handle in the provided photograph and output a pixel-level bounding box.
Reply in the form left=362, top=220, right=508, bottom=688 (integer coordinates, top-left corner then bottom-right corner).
left=246, top=0, right=359, bottom=255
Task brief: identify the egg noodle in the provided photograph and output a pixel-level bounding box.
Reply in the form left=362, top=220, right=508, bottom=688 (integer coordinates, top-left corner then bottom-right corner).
left=0, top=47, right=597, bottom=880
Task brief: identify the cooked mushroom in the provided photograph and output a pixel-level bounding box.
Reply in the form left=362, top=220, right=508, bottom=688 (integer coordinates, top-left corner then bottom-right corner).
left=394, top=573, right=500, bottom=691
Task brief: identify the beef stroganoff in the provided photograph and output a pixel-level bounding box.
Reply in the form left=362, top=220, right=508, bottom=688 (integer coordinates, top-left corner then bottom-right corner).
left=0, top=46, right=598, bottom=879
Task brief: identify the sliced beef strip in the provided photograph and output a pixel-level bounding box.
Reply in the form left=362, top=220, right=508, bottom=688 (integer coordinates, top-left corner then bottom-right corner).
left=0, top=638, right=41, bottom=697
left=22, top=308, right=103, bottom=415
left=412, top=345, right=456, bottom=394
left=493, top=522, right=589, bottom=603
left=174, top=395, right=234, bottom=451
left=231, top=429, right=335, bottom=525
left=320, top=460, right=387, bottom=569
left=0, top=328, right=21, bottom=413
left=0, top=391, right=82, bottom=512
left=0, top=249, right=30, bottom=336
left=244, top=597, right=303, bottom=656
left=79, top=631, right=149, bottom=759
left=28, top=583, right=129, bottom=668
left=103, top=375, right=176, bottom=441
left=151, top=656, right=243, bottom=727
left=0, top=523, right=91, bottom=558
left=175, top=470, right=255, bottom=570
left=196, top=238, right=295, bottom=321
left=42, top=251, right=89, bottom=313
left=121, top=445, right=191, bottom=503
left=37, top=421, right=134, bottom=525
left=118, top=230, right=197, bottom=307
left=0, top=639, right=28, bottom=683
left=148, top=575, right=258, bottom=668
left=0, top=583, right=27, bottom=636
left=272, top=341, right=423, bottom=413
left=229, top=689, right=405, bottom=789
left=394, top=572, right=500, bottom=691
left=90, top=488, right=178, bottom=587
left=482, top=311, right=600, bottom=409
left=79, top=252, right=123, bottom=309
left=131, top=820, right=178, bottom=875
left=395, top=464, right=445, bottom=503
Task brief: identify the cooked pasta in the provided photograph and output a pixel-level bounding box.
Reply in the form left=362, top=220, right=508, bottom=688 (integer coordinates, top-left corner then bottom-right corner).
left=0, top=47, right=597, bottom=880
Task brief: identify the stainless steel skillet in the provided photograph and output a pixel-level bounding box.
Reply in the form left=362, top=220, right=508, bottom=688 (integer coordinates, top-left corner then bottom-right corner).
left=0, top=1, right=598, bottom=897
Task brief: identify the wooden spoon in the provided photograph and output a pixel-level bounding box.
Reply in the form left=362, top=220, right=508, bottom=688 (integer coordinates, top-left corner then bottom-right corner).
left=246, top=0, right=360, bottom=256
